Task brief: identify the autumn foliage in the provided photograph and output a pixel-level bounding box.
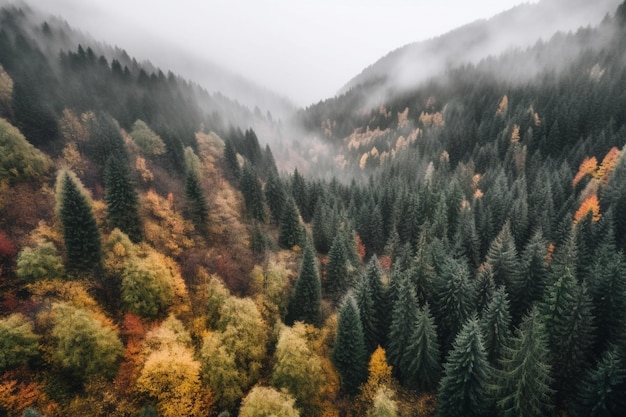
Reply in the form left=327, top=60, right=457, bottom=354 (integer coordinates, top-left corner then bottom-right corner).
left=574, top=194, right=602, bottom=224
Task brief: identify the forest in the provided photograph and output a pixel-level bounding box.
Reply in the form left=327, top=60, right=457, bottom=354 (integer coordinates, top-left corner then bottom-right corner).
left=1, top=1, right=626, bottom=417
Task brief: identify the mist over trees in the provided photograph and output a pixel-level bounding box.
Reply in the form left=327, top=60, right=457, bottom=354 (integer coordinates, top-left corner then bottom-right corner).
left=1, top=1, right=626, bottom=417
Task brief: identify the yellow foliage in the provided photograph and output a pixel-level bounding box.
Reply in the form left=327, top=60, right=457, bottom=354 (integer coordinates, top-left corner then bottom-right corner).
left=143, top=314, right=192, bottom=354
left=60, top=141, right=87, bottom=175
left=136, top=344, right=209, bottom=417
left=511, top=124, right=520, bottom=144
left=574, top=194, right=602, bottom=224
left=59, top=109, right=89, bottom=142
left=135, top=156, right=154, bottom=184
left=397, top=107, right=409, bottom=129
left=419, top=111, right=444, bottom=128
left=496, top=95, right=508, bottom=115
left=368, top=346, right=393, bottom=387
left=0, top=65, right=13, bottom=112
left=239, top=386, right=300, bottom=417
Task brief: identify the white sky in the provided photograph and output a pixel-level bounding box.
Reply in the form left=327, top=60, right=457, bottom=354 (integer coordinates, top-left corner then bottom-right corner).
left=27, top=0, right=538, bottom=105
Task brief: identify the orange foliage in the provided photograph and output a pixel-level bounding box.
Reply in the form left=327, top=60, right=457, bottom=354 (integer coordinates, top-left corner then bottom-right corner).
left=0, top=375, right=44, bottom=417
left=596, top=147, right=621, bottom=185
left=496, top=95, right=508, bottom=115
left=511, top=124, right=520, bottom=144
left=574, top=194, right=602, bottom=224
left=546, top=243, right=555, bottom=264
left=573, top=156, right=598, bottom=186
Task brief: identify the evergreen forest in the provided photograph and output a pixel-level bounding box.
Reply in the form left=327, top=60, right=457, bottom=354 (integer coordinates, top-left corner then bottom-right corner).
left=1, top=1, right=626, bottom=416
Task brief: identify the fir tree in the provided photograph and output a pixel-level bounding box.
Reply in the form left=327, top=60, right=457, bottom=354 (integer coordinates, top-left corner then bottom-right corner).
left=240, top=162, right=266, bottom=222
left=484, top=221, right=520, bottom=291
left=474, top=264, right=496, bottom=315
left=104, top=155, right=142, bottom=243
left=223, top=138, right=240, bottom=179
left=496, top=307, right=554, bottom=417
left=325, top=233, right=352, bottom=303
left=56, top=170, right=102, bottom=272
left=287, top=246, right=322, bottom=326
left=359, top=256, right=389, bottom=352
left=265, top=171, right=287, bottom=225
left=386, top=273, right=417, bottom=382
left=480, top=286, right=512, bottom=364
left=355, top=272, right=381, bottom=355
left=278, top=197, right=303, bottom=249
left=577, top=345, right=626, bottom=417
left=403, top=303, right=441, bottom=391
left=438, top=316, right=492, bottom=417
left=291, top=168, right=310, bottom=222
left=333, top=295, right=368, bottom=395
left=184, top=148, right=209, bottom=235
left=511, top=229, right=548, bottom=322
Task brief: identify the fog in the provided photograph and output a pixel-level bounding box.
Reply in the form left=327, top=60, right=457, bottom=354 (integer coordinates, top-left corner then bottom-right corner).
left=19, top=0, right=537, bottom=108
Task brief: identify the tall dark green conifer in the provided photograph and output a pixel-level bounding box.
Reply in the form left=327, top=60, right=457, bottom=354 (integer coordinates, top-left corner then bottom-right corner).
left=104, top=155, right=142, bottom=243
left=184, top=148, right=209, bottom=235
left=403, top=303, right=441, bottom=391
left=496, top=307, right=554, bottom=417
left=511, top=229, right=548, bottom=322
left=387, top=274, right=417, bottom=381
left=240, top=163, right=266, bottom=222
left=438, top=316, right=492, bottom=417
left=325, top=233, right=352, bottom=303
left=333, top=295, right=368, bottom=395
left=265, top=171, right=286, bottom=225
left=577, top=345, right=626, bottom=417
left=480, top=286, right=512, bottom=364
left=278, top=197, right=303, bottom=249
left=484, top=221, right=520, bottom=291
left=287, top=246, right=322, bottom=326
left=56, top=170, right=102, bottom=272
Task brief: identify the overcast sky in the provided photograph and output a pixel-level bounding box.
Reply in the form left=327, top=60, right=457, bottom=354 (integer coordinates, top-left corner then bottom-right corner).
left=27, top=0, right=538, bottom=105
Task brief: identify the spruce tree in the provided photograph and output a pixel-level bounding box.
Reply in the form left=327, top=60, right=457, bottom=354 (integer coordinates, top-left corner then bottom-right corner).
left=240, top=163, right=266, bottom=222
left=184, top=148, right=209, bottom=235
left=223, top=138, right=240, bottom=179
left=278, top=197, right=303, bottom=249
left=577, top=345, right=626, bottom=417
left=480, top=286, right=512, bottom=364
left=434, top=256, right=476, bottom=351
left=358, top=256, right=389, bottom=352
left=333, top=295, right=368, bottom=395
left=386, top=274, right=417, bottom=381
left=265, top=171, right=286, bottom=225
left=355, top=272, right=381, bottom=355
left=287, top=246, right=322, bottom=326
left=511, top=229, right=548, bottom=322
left=291, top=168, right=310, bottom=222
left=496, top=307, right=554, bottom=417
left=56, top=170, right=102, bottom=272
left=403, top=303, right=441, bottom=391
left=104, top=155, right=142, bottom=243
left=438, top=316, right=492, bottom=417
left=484, top=221, right=520, bottom=291
left=474, top=263, right=496, bottom=315
left=325, top=233, right=352, bottom=303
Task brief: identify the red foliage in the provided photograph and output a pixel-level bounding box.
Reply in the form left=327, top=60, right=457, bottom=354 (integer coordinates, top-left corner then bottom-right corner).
left=0, top=231, right=16, bottom=263
left=378, top=255, right=392, bottom=271
left=355, top=234, right=366, bottom=261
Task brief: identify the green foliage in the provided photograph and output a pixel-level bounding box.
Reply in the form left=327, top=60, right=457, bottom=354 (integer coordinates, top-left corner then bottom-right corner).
left=333, top=295, right=368, bottom=395
left=16, top=240, right=65, bottom=282
left=104, top=154, right=142, bottom=242
left=402, top=303, right=441, bottom=391
left=238, top=386, right=300, bottom=417
left=367, top=388, right=398, bottom=417
left=387, top=273, right=417, bottom=381
left=85, top=112, right=128, bottom=166
left=120, top=252, right=175, bottom=318
left=55, top=169, right=102, bottom=272
left=184, top=147, right=210, bottom=235
left=484, top=221, right=519, bottom=291
left=223, top=138, right=240, bottom=179
left=480, top=286, right=512, bottom=363
left=130, top=119, right=165, bottom=156
left=0, top=313, right=39, bottom=370
left=287, top=246, right=322, bottom=326
left=264, top=171, right=286, bottom=225
left=272, top=323, right=325, bottom=410
left=278, top=197, right=303, bottom=249
left=511, top=229, right=548, bottom=322
left=357, top=256, right=389, bottom=353
left=0, top=117, right=50, bottom=182
left=577, top=345, right=626, bottom=417
left=51, top=302, right=123, bottom=380
left=324, top=233, right=352, bottom=303
left=437, top=316, right=492, bottom=417
left=240, top=163, right=266, bottom=222
left=495, top=307, right=554, bottom=417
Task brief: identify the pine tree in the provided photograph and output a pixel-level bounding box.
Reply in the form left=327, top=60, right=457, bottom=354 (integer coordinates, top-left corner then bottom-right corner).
left=325, top=233, right=352, bottom=303
left=278, top=197, right=303, bottom=249
left=577, top=345, right=626, bottom=417
left=56, top=170, right=102, bottom=272
left=333, top=295, right=368, bottom=395
left=434, top=256, right=476, bottom=351
left=358, top=256, right=389, bottom=352
left=223, top=138, right=240, bottom=179
left=438, top=316, right=492, bottom=417
left=474, top=264, right=496, bottom=315
left=511, top=229, right=548, bottom=322
left=265, top=171, right=287, bottom=225
left=386, top=274, right=417, bottom=381
left=184, top=148, right=209, bottom=235
left=240, top=162, right=266, bottom=222
left=355, top=273, right=381, bottom=355
left=496, top=307, right=554, bottom=417
left=484, top=221, right=519, bottom=291
left=291, top=168, right=310, bottom=222
left=403, top=303, right=441, bottom=391
left=480, top=286, right=512, bottom=364
left=104, top=155, right=142, bottom=243
left=287, top=246, right=322, bottom=326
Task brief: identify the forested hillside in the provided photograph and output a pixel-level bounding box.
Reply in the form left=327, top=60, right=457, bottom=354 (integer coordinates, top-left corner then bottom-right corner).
left=1, top=1, right=626, bottom=417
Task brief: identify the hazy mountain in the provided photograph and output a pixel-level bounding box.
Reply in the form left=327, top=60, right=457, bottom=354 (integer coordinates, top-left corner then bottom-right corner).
left=341, top=0, right=621, bottom=100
